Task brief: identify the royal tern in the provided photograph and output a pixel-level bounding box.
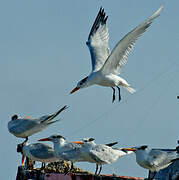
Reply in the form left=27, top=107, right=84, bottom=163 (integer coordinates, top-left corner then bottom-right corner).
left=8, top=105, right=68, bottom=142
left=38, top=134, right=84, bottom=173
left=39, top=135, right=129, bottom=175
left=124, top=145, right=179, bottom=179
left=71, top=6, right=163, bottom=103
left=79, top=138, right=133, bottom=175
left=17, top=142, right=59, bottom=169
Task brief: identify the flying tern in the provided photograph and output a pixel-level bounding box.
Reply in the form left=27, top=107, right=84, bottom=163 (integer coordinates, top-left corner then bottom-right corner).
left=17, top=142, right=59, bottom=169
left=71, top=6, right=163, bottom=103
left=79, top=137, right=133, bottom=175
left=8, top=105, right=68, bottom=142
left=123, top=145, right=179, bottom=179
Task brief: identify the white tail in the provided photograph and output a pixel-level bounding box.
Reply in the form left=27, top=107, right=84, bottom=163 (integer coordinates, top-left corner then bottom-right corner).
left=124, top=86, right=136, bottom=94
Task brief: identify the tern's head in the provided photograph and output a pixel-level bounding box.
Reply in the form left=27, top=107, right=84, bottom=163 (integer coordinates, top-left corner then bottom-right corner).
left=38, top=134, right=66, bottom=144
left=81, top=137, right=95, bottom=147
left=82, top=137, right=95, bottom=143
left=17, top=143, right=24, bottom=153
left=137, top=145, right=148, bottom=151
left=70, top=76, right=89, bottom=94
left=123, top=145, right=148, bottom=153
left=11, top=114, right=18, bottom=121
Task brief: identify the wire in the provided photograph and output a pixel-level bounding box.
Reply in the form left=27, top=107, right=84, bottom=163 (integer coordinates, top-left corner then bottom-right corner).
left=69, top=59, right=179, bottom=137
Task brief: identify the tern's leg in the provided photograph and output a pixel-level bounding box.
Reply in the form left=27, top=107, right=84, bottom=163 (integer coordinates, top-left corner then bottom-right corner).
left=25, top=157, right=33, bottom=169
left=148, top=170, right=156, bottom=180
left=41, top=163, right=46, bottom=169
left=23, top=137, right=28, bottom=143
left=111, top=87, right=115, bottom=103
left=98, top=165, right=102, bottom=175
left=117, top=86, right=121, bottom=102
left=54, top=162, right=59, bottom=169
left=95, top=164, right=98, bottom=175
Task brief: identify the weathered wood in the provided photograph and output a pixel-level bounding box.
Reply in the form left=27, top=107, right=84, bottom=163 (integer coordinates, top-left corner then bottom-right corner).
left=16, top=166, right=44, bottom=180
left=16, top=166, right=144, bottom=180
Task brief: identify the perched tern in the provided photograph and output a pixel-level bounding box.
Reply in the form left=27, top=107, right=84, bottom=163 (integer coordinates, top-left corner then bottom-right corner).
left=38, top=134, right=84, bottom=173
left=124, top=145, right=179, bottom=179
left=79, top=138, right=133, bottom=175
left=39, top=136, right=129, bottom=175
left=71, top=6, right=163, bottom=103
left=17, top=142, right=59, bottom=169
left=8, top=105, right=68, bottom=142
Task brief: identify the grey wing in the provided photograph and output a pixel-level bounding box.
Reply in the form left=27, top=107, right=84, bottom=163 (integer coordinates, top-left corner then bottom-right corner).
left=149, top=150, right=176, bottom=168
left=8, top=119, right=38, bottom=135
left=101, top=6, right=163, bottom=75
left=64, top=143, right=81, bottom=151
left=90, top=145, right=112, bottom=163
left=60, top=148, right=82, bottom=162
left=88, top=151, right=106, bottom=164
left=29, top=143, right=56, bottom=159
left=86, top=7, right=110, bottom=72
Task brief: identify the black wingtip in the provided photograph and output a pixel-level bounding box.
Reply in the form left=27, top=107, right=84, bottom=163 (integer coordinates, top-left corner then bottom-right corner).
left=106, top=142, right=118, bottom=147
left=63, top=105, right=69, bottom=110
left=88, top=7, right=108, bottom=37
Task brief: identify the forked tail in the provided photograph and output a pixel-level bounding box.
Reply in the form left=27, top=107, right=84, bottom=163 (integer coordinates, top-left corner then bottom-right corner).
left=123, top=85, right=136, bottom=94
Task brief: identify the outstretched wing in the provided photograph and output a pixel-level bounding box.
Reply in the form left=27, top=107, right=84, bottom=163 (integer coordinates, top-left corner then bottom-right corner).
left=86, top=7, right=110, bottom=72
left=101, top=6, right=163, bottom=75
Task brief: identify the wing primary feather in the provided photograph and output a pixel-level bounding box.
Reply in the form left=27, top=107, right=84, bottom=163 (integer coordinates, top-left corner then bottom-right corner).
left=86, top=8, right=110, bottom=72
left=88, top=7, right=107, bottom=38
left=101, top=6, right=163, bottom=75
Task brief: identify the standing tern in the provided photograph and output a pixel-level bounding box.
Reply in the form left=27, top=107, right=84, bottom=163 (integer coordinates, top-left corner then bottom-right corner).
left=17, top=142, right=59, bottom=169
left=8, top=105, right=68, bottom=142
left=39, top=136, right=122, bottom=174
left=123, top=145, right=179, bottom=179
left=71, top=6, right=163, bottom=103
left=79, top=138, right=133, bottom=175
left=38, top=134, right=84, bottom=173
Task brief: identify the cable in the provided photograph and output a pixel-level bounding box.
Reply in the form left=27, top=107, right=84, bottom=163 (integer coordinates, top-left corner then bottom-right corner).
left=69, top=59, right=179, bottom=137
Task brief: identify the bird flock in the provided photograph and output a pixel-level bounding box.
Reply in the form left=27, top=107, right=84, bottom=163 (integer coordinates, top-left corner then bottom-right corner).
left=8, top=6, right=179, bottom=179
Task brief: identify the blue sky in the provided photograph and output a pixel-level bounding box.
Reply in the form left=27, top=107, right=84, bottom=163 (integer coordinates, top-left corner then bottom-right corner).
left=1, top=0, right=179, bottom=179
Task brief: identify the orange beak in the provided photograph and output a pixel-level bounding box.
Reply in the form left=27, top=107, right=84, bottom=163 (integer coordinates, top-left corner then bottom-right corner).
left=38, top=138, right=50, bottom=141
left=123, top=147, right=136, bottom=152
left=72, top=141, right=84, bottom=144
left=21, top=155, right=25, bottom=166
left=70, top=87, right=80, bottom=94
